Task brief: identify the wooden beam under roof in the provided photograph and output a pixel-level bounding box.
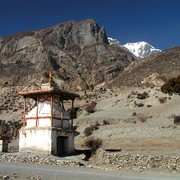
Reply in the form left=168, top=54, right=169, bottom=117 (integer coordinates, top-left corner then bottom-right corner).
left=19, top=89, right=79, bottom=101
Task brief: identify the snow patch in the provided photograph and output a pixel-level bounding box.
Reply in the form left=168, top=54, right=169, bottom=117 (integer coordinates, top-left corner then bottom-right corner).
left=123, top=41, right=161, bottom=58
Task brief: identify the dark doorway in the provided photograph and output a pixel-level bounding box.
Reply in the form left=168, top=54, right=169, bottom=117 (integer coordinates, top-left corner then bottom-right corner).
left=57, top=136, right=68, bottom=156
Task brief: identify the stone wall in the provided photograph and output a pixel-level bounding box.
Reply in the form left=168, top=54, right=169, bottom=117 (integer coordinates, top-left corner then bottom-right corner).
left=94, top=149, right=180, bottom=171
left=0, top=154, right=83, bottom=167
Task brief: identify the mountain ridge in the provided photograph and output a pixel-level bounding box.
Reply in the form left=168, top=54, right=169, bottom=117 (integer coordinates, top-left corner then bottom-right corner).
left=108, top=37, right=161, bottom=58
left=0, top=19, right=135, bottom=90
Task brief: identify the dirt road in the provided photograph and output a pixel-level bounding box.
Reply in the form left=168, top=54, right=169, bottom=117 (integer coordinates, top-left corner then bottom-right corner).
left=0, top=162, right=180, bottom=180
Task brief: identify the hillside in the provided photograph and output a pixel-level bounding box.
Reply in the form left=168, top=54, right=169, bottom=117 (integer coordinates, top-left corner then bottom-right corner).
left=75, top=87, right=180, bottom=157
left=111, top=47, right=180, bottom=87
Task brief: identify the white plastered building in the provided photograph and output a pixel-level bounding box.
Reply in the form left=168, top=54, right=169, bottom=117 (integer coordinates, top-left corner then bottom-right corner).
left=19, top=82, right=79, bottom=156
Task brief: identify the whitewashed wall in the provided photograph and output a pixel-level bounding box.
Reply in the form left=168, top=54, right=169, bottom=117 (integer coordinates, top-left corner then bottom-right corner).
left=19, top=128, right=52, bottom=154
left=19, top=128, right=74, bottom=155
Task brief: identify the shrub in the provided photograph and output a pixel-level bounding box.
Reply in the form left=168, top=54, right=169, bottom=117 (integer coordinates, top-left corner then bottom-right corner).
left=102, top=119, right=110, bottom=125
left=137, top=92, right=149, bottom=99
left=161, top=75, right=180, bottom=95
left=84, top=137, right=102, bottom=154
left=83, top=122, right=100, bottom=136
left=137, top=115, right=147, bottom=123
left=174, top=115, right=180, bottom=125
left=127, top=94, right=131, bottom=99
left=95, top=121, right=100, bottom=127
left=147, top=104, right=152, bottom=108
left=84, top=101, right=97, bottom=113
left=83, top=127, right=92, bottom=136
left=135, top=102, right=144, bottom=107
left=89, top=84, right=94, bottom=91
left=90, top=123, right=99, bottom=131
left=158, top=97, right=167, bottom=104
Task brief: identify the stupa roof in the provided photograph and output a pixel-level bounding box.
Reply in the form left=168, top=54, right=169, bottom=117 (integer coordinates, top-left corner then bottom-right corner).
left=19, top=87, right=79, bottom=101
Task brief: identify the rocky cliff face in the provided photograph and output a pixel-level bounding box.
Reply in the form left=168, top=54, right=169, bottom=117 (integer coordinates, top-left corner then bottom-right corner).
left=0, top=19, right=135, bottom=90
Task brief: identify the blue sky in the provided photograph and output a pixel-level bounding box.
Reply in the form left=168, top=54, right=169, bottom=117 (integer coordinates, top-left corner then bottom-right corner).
left=0, top=0, right=180, bottom=50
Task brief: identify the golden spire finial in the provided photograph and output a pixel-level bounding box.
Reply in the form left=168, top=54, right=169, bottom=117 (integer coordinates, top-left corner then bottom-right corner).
left=49, top=68, right=53, bottom=83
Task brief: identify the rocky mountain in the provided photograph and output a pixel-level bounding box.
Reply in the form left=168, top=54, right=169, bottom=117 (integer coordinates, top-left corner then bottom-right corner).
left=0, top=19, right=136, bottom=91
left=108, top=38, right=161, bottom=58
left=123, top=41, right=161, bottom=58
left=1, top=18, right=179, bottom=117
left=110, top=46, right=180, bottom=87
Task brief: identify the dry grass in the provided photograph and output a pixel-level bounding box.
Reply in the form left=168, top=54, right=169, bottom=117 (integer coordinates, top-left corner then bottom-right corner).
left=83, top=122, right=100, bottom=136
left=84, top=137, right=102, bottom=153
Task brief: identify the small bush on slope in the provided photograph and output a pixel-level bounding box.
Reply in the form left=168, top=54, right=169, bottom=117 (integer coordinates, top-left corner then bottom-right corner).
left=84, top=137, right=102, bottom=154
left=161, top=75, right=180, bottom=95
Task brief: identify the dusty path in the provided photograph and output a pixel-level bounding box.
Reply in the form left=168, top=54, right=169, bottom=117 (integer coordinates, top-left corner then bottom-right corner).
left=0, top=162, right=180, bottom=180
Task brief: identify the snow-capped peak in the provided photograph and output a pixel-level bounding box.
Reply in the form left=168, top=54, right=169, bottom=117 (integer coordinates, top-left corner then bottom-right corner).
left=108, top=37, right=121, bottom=47
left=123, top=41, right=161, bottom=58
left=108, top=37, right=161, bottom=58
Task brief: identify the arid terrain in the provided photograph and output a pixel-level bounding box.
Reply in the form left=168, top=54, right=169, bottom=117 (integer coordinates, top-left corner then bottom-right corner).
left=75, top=87, right=180, bottom=157
left=0, top=86, right=180, bottom=180
left=2, top=85, right=180, bottom=155
left=0, top=19, right=180, bottom=179
left=3, top=86, right=180, bottom=157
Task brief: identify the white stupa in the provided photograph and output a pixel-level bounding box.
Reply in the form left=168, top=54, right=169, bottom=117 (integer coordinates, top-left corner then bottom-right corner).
left=18, top=70, right=79, bottom=156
